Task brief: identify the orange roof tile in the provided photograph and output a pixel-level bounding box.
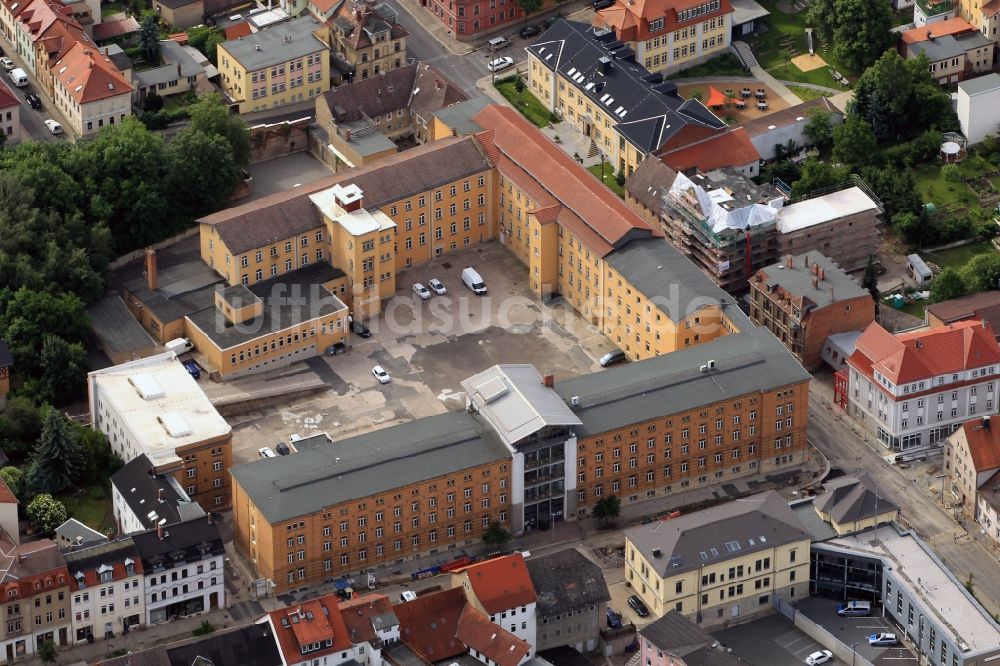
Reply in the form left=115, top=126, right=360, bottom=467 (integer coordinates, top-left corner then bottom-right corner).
left=455, top=554, right=537, bottom=615
left=395, top=587, right=468, bottom=662
left=456, top=604, right=530, bottom=666
left=472, top=104, right=657, bottom=257
left=657, top=128, right=760, bottom=173
left=958, top=418, right=1000, bottom=472
left=267, top=593, right=353, bottom=662
left=985, top=0, right=1000, bottom=16
left=0, top=81, right=18, bottom=111
left=53, top=40, right=131, bottom=104
left=223, top=22, right=251, bottom=40
left=900, top=17, right=975, bottom=44
left=595, top=0, right=733, bottom=43
left=338, top=593, right=395, bottom=643
left=848, top=320, right=1000, bottom=386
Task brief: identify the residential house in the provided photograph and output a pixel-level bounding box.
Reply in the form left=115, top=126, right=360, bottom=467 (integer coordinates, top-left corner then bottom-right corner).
left=623, top=154, right=677, bottom=229
left=592, top=0, right=735, bottom=75
left=151, top=0, right=204, bottom=29
left=12, top=0, right=78, bottom=74
left=450, top=554, right=538, bottom=656
left=91, top=14, right=138, bottom=43
left=749, top=252, right=876, bottom=370
left=624, top=490, right=811, bottom=625
left=956, top=0, right=1000, bottom=45
left=132, top=39, right=210, bottom=105
left=526, top=19, right=728, bottom=178
left=738, top=96, right=845, bottom=161
left=926, top=290, right=1000, bottom=333
left=88, top=352, right=233, bottom=509
left=0, top=538, right=72, bottom=663
left=408, top=62, right=468, bottom=143
left=899, top=18, right=994, bottom=85
left=64, top=538, right=144, bottom=643
left=259, top=595, right=355, bottom=666
left=0, top=481, right=15, bottom=549
left=957, top=73, right=1000, bottom=144
left=321, top=0, right=408, bottom=81
left=338, top=594, right=401, bottom=663
left=846, top=320, right=1000, bottom=450
left=110, top=454, right=206, bottom=536
left=95, top=623, right=283, bottom=666
left=525, top=549, right=610, bottom=652
left=218, top=15, right=331, bottom=114
left=417, top=0, right=553, bottom=41
left=638, top=610, right=744, bottom=666
left=51, top=40, right=132, bottom=136
left=812, top=474, right=899, bottom=536
left=945, top=417, right=1000, bottom=525
left=54, top=519, right=106, bottom=552
left=915, top=0, right=958, bottom=26
left=131, top=514, right=224, bottom=625
left=0, top=81, right=18, bottom=144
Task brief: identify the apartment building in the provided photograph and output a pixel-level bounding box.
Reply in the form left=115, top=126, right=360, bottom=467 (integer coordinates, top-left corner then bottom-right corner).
left=956, top=0, right=1000, bottom=45
left=525, top=549, right=609, bottom=652
left=594, top=0, right=734, bottom=75
left=51, top=41, right=132, bottom=136
left=450, top=555, right=537, bottom=657
left=945, top=417, right=1000, bottom=524
left=218, top=16, right=331, bottom=114
left=418, top=0, right=550, bottom=41
left=132, top=515, right=224, bottom=625
left=900, top=18, right=994, bottom=84
left=64, top=538, right=144, bottom=643
left=749, top=252, right=876, bottom=370
left=231, top=328, right=809, bottom=593
left=812, top=474, right=898, bottom=536
left=847, top=320, right=1000, bottom=450
left=526, top=19, right=727, bottom=178
left=624, top=491, right=811, bottom=625
left=957, top=73, right=1000, bottom=144
left=260, top=595, right=357, bottom=666
left=0, top=538, right=72, bottom=663
left=0, top=82, right=19, bottom=144
left=12, top=0, right=77, bottom=74
left=321, top=0, right=407, bottom=81
left=87, top=352, right=233, bottom=509
left=111, top=454, right=206, bottom=536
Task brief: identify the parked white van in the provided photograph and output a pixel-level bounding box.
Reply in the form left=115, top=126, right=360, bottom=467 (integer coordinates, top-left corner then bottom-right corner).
left=164, top=337, right=193, bottom=355
left=462, top=266, right=487, bottom=295
left=8, top=68, right=27, bottom=87
left=488, top=36, right=511, bottom=52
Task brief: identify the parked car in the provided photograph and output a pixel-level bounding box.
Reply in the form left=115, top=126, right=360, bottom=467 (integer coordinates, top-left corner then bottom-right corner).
left=593, top=0, right=614, bottom=9
left=805, top=650, right=832, bottom=666
left=606, top=608, right=622, bottom=628
left=599, top=349, right=627, bottom=367
left=351, top=319, right=372, bottom=338
left=44, top=118, right=62, bottom=134
left=0, top=57, right=13, bottom=72
left=837, top=600, right=872, bottom=616
left=487, top=56, right=514, bottom=72
left=626, top=595, right=649, bottom=617
left=372, top=365, right=391, bottom=384
left=462, top=266, right=487, bottom=294
left=541, top=16, right=557, bottom=29
left=487, top=36, right=511, bottom=52
left=181, top=359, right=201, bottom=380
left=399, top=591, right=418, bottom=602
left=413, top=282, right=432, bottom=300
left=519, top=24, right=541, bottom=38
left=868, top=633, right=898, bottom=647
left=428, top=278, right=447, bottom=295
left=326, top=342, right=347, bottom=356
left=258, top=447, right=277, bottom=458
left=24, top=91, right=40, bottom=108
left=275, top=442, right=291, bottom=456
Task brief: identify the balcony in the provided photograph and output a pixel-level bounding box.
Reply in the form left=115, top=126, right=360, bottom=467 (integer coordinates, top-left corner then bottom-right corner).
left=524, top=454, right=565, bottom=472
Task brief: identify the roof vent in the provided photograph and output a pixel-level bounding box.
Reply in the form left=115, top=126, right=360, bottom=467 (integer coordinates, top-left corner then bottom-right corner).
left=651, top=548, right=661, bottom=558
left=570, top=396, right=580, bottom=406
left=254, top=43, right=261, bottom=50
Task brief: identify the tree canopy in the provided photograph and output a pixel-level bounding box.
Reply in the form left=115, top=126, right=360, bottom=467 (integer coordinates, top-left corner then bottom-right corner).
left=26, top=409, right=82, bottom=496
left=807, top=0, right=895, bottom=72
left=592, top=495, right=621, bottom=528
left=26, top=494, right=68, bottom=536
left=930, top=267, right=968, bottom=303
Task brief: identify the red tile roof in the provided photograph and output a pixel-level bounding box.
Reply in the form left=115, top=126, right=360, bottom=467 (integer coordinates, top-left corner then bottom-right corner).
left=595, top=0, right=733, bottom=43
left=958, top=418, right=1000, bottom=472
left=900, top=17, right=975, bottom=44
left=472, top=104, right=657, bottom=257
left=395, top=587, right=468, bottom=662
left=454, top=554, right=537, bottom=615
left=456, top=604, right=530, bottom=666
left=339, top=593, right=395, bottom=643
left=16, top=0, right=79, bottom=43
left=848, top=320, right=1000, bottom=386
left=92, top=15, right=139, bottom=41
left=925, top=291, right=1000, bottom=330
left=52, top=40, right=132, bottom=104
left=223, top=22, right=251, bottom=40
left=267, top=594, right=353, bottom=662
left=0, top=476, right=16, bottom=504
left=656, top=128, right=760, bottom=173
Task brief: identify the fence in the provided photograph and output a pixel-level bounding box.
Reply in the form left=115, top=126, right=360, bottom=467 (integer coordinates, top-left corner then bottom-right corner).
left=773, top=596, right=877, bottom=666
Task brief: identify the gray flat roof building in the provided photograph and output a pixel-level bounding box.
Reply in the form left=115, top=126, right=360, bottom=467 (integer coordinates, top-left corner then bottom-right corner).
left=220, top=15, right=327, bottom=71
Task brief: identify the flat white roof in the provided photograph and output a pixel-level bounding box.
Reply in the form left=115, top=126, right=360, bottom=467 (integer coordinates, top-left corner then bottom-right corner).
left=310, top=186, right=397, bottom=236
left=90, top=353, right=230, bottom=468
left=776, top=186, right=878, bottom=233
left=823, top=527, right=1000, bottom=654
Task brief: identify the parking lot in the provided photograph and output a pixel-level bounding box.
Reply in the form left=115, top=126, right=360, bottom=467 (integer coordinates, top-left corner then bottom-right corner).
left=792, top=598, right=918, bottom=665
left=713, top=614, right=846, bottom=666
left=230, top=242, right=619, bottom=464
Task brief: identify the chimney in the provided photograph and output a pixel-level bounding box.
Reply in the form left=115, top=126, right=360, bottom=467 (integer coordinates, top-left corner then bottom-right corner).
left=344, top=128, right=352, bottom=142
left=177, top=62, right=181, bottom=77
left=804, top=255, right=810, bottom=267
left=206, top=512, right=213, bottom=525
left=542, top=374, right=554, bottom=388
left=819, top=267, right=825, bottom=280
left=784, top=255, right=793, bottom=269
left=985, top=415, right=991, bottom=429
left=145, top=248, right=157, bottom=292
left=157, top=523, right=164, bottom=540
left=157, top=488, right=165, bottom=503
left=811, top=262, right=818, bottom=276
left=811, top=276, right=819, bottom=289
left=915, top=339, right=923, bottom=349
left=435, top=79, right=441, bottom=90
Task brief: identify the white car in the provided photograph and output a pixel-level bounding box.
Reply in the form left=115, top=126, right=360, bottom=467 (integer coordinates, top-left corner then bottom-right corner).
left=44, top=118, right=62, bottom=135
left=488, top=56, right=514, bottom=72
left=428, top=278, right=447, bottom=295
left=372, top=365, right=391, bottom=384
left=413, top=283, right=432, bottom=300
left=0, top=57, right=13, bottom=71
left=869, top=633, right=898, bottom=647
left=258, top=447, right=276, bottom=458
left=805, top=650, right=832, bottom=666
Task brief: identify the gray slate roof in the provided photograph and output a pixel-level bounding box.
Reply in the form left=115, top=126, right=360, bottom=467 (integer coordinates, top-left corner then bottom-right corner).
left=756, top=251, right=869, bottom=310
left=525, top=549, right=609, bottom=616
left=135, top=40, right=206, bottom=88
left=556, top=327, right=809, bottom=438
left=432, top=96, right=491, bottom=136
left=527, top=20, right=725, bottom=154
left=638, top=611, right=743, bottom=665
left=909, top=30, right=992, bottom=62
left=624, top=491, right=811, bottom=577
left=624, top=157, right=676, bottom=214
left=230, top=410, right=511, bottom=524
left=320, top=63, right=418, bottom=123
left=604, top=238, right=753, bottom=328
left=221, top=16, right=326, bottom=71
left=814, top=474, right=898, bottom=526
left=87, top=295, right=158, bottom=356
left=55, top=518, right=107, bottom=551
left=111, top=454, right=204, bottom=532
left=959, top=72, right=1000, bottom=96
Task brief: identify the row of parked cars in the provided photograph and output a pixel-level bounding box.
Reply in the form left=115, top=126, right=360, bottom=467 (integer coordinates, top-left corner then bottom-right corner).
left=1, top=52, right=60, bottom=133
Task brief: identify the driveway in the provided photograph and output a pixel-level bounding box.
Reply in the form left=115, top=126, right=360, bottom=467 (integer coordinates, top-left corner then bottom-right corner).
left=713, top=614, right=846, bottom=666
left=793, top=597, right=919, bottom=665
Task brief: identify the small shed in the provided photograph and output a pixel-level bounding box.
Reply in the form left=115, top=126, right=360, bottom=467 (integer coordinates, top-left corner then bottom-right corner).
left=822, top=330, right=862, bottom=370
left=907, top=253, right=933, bottom=285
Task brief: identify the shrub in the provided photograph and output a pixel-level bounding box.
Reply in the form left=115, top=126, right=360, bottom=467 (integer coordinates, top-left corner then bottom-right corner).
left=941, top=164, right=962, bottom=182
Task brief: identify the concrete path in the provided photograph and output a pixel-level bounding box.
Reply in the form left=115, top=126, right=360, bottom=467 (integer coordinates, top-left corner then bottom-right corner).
left=749, top=65, right=803, bottom=105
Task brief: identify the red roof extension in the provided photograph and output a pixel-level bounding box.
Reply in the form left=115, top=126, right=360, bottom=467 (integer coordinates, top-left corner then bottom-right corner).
left=453, top=553, right=537, bottom=615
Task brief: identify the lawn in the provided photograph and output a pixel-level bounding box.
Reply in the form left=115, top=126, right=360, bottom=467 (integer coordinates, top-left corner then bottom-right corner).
left=61, top=492, right=114, bottom=535
left=785, top=84, right=833, bottom=101
left=921, top=241, right=998, bottom=271
left=588, top=162, right=625, bottom=198
left=495, top=78, right=551, bottom=128
left=101, top=1, right=128, bottom=17
left=914, top=166, right=980, bottom=209
left=669, top=54, right=749, bottom=79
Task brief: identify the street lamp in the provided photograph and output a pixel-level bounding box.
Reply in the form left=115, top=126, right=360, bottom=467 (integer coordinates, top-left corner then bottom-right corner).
left=851, top=642, right=858, bottom=666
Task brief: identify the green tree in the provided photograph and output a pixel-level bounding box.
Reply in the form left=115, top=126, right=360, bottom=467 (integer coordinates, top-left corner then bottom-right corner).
left=789, top=159, right=849, bottom=199
left=832, top=116, right=878, bottom=169
left=516, top=0, right=543, bottom=21
left=860, top=167, right=923, bottom=221
left=592, top=495, right=621, bottom=528
left=808, top=0, right=894, bottom=72
left=27, top=336, right=89, bottom=405
left=892, top=211, right=925, bottom=245
left=166, top=128, right=242, bottom=217
left=482, top=521, right=513, bottom=547
left=862, top=254, right=880, bottom=301
left=803, top=106, right=835, bottom=147
left=0, top=396, right=42, bottom=461
left=941, top=164, right=962, bottom=182
left=188, top=94, right=251, bottom=168
left=73, top=425, right=121, bottom=487
left=26, top=494, right=67, bottom=536
left=38, top=638, right=57, bottom=664
left=0, top=467, right=23, bottom=500
left=851, top=49, right=910, bottom=139
left=930, top=266, right=968, bottom=303
left=143, top=89, right=164, bottom=112
left=26, top=409, right=82, bottom=495
left=139, top=15, right=160, bottom=64
left=961, top=252, right=1000, bottom=293
left=0, top=288, right=89, bottom=377
left=187, top=25, right=225, bottom=65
